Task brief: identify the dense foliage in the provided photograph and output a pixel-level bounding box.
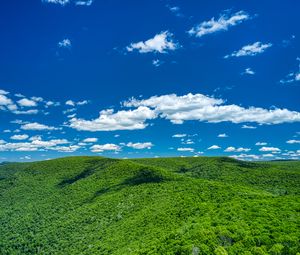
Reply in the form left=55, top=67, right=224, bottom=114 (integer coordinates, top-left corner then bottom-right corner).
left=0, top=156, right=299, bottom=254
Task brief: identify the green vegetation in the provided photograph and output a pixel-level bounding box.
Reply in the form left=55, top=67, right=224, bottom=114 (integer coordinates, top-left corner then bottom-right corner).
left=0, top=156, right=299, bottom=254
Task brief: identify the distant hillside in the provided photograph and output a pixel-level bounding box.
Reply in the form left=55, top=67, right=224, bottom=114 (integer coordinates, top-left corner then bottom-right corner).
left=0, top=156, right=299, bottom=255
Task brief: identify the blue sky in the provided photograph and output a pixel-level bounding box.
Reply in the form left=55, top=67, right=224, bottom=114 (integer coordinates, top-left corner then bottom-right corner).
left=0, top=0, right=300, bottom=161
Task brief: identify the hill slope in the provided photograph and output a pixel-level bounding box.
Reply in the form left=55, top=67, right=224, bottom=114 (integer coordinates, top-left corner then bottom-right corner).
left=0, top=156, right=299, bottom=255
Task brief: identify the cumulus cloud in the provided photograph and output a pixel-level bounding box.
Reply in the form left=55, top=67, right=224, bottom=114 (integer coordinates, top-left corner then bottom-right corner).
left=280, top=58, right=300, bottom=84
left=218, top=133, right=228, bottom=138
left=82, top=137, right=98, bottom=143
left=286, top=139, right=300, bottom=144
left=255, top=142, right=267, bottom=146
left=69, top=106, right=156, bottom=131
left=90, top=144, right=121, bottom=153
left=65, top=99, right=89, bottom=106
left=124, top=93, right=300, bottom=125
left=259, top=146, right=281, bottom=152
left=17, top=98, right=37, bottom=107
left=58, top=39, right=72, bottom=48
left=188, top=10, right=250, bottom=37
left=0, top=138, right=75, bottom=152
left=241, top=125, right=257, bottom=129
left=242, top=68, right=255, bottom=75
left=75, top=0, right=93, bottom=6
left=126, top=31, right=180, bottom=54
left=177, top=147, right=194, bottom=152
left=225, top=42, right=272, bottom=58
left=207, top=145, right=221, bottom=150
left=224, top=146, right=250, bottom=152
left=10, top=134, right=29, bottom=140
left=42, top=0, right=70, bottom=5
left=230, top=154, right=259, bottom=161
left=21, top=122, right=58, bottom=131
left=172, top=134, right=187, bottom=138
left=126, top=142, right=153, bottom=150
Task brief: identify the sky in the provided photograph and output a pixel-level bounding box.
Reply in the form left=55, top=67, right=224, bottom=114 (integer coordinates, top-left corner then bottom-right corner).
left=0, top=0, right=300, bottom=162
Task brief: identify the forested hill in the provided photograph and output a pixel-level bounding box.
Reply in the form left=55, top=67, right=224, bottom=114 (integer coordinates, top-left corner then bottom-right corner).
left=0, top=156, right=299, bottom=255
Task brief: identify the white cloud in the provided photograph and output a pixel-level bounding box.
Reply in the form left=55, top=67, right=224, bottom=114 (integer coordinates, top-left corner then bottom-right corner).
left=17, top=98, right=37, bottom=107
left=152, top=59, right=163, bottom=67
left=75, top=0, right=93, bottom=6
left=10, top=134, right=29, bottom=140
left=21, top=122, right=58, bottom=131
left=241, top=125, right=257, bottom=129
left=280, top=58, right=300, bottom=84
left=0, top=138, right=74, bottom=152
left=13, top=109, right=39, bottom=115
left=242, top=68, right=255, bottom=75
left=0, top=89, right=9, bottom=95
left=224, top=146, right=250, bottom=152
left=218, top=133, right=228, bottom=138
left=230, top=154, right=259, bottom=161
left=207, top=145, right=221, bottom=150
left=124, top=93, right=300, bottom=125
left=126, top=142, right=153, bottom=150
left=172, top=134, right=187, bottom=138
left=188, top=10, right=250, bottom=37
left=58, top=39, right=71, bottom=48
left=177, top=147, right=194, bottom=152
left=259, top=147, right=281, bottom=152
left=262, top=154, right=274, bottom=158
left=82, top=137, right=98, bottom=143
left=225, top=42, right=272, bottom=58
left=43, top=0, right=70, bottom=5
left=66, top=99, right=88, bottom=106
left=65, top=100, right=75, bottom=106
left=255, top=142, right=267, bottom=146
left=90, top=144, right=121, bottom=153
left=69, top=106, right=156, bottom=131
left=286, top=139, right=300, bottom=144
left=0, top=94, right=13, bottom=105
left=127, top=31, right=180, bottom=54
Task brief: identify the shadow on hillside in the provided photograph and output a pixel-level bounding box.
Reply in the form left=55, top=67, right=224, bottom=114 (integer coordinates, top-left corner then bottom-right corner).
left=58, top=158, right=117, bottom=187
left=86, top=168, right=167, bottom=203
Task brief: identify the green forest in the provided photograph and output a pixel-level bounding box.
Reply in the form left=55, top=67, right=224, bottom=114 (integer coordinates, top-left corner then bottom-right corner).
left=0, top=156, right=299, bottom=254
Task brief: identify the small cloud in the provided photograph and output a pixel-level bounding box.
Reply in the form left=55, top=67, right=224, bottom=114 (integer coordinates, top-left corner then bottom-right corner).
left=224, top=146, right=250, bottom=152
left=90, top=143, right=121, bottom=153
left=241, top=125, right=257, bottom=129
left=10, top=134, right=29, bottom=140
left=21, top=122, right=59, bottom=131
left=75, top=0, right=93, bottom=6
left=279, top=58, right=300, bottom=84
left=126, top=142, right=153, bottom=150
left=152, top=59, right=163, bottom=67
left=207, top=145, right=221, bottom=150
left=255, top=142, right=267, bottom=146
left=218, top=133, right=228, bottom=138
left=241, top=67, right=255, bottom=75
left=259, top=147, right=281, bottom=152
left=225, top=42, right=272, bottom=58
left=17, top=98, right=37, bottom=107
left=286, top=139, right=300, bottom=144
left=58, top=38, right=72, bottom=48
left=82, top=137, right=98, bottom=143
left=42, top=0, right=70, bottom=5
left=172, top=134, right=187, bottom=138
left=188, top=10, right=250, bottom=37
left=177, top=147, right=194, bottom=152
left=126, top=31, right=180, bottom=54
left=166, top=5, right=183, bottom=17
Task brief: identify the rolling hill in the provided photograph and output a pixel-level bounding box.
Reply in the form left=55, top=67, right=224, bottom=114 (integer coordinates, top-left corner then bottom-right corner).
left=0, top=156, right=299, bottom=255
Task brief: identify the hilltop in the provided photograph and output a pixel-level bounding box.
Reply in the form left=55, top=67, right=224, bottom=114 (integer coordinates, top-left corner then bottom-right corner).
left=0, top=156, right=299, bottom=255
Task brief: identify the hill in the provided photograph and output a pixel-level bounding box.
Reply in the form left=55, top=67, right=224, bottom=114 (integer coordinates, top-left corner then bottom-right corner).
left=0, top=156, right=299, bottom=255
